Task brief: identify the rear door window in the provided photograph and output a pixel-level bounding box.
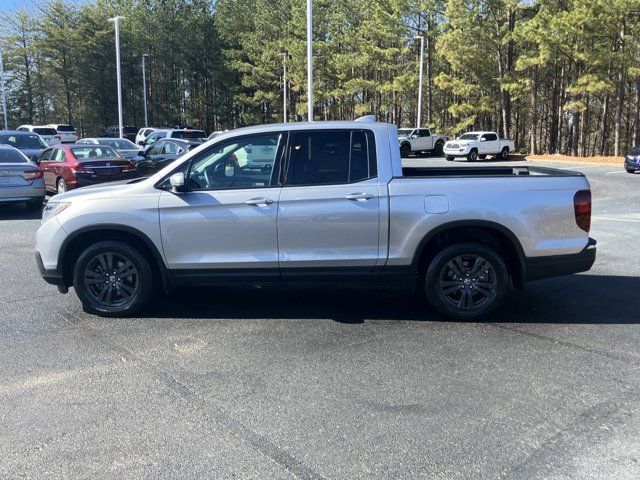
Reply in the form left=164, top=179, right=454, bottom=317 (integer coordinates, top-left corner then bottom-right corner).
left=286, top=130, right=377, bottom=186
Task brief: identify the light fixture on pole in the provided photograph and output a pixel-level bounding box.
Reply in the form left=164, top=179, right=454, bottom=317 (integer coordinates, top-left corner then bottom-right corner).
left=416, top=35, right=424, bottom=129
left=280, top=53, right=287, bottom=123
left=306, top=0, right=313, bottom=122
left=142, top=54, right=149, bottom=128
left=108, top=16, right=125, bottom=139
left=0, top=47, right=8, bottom=130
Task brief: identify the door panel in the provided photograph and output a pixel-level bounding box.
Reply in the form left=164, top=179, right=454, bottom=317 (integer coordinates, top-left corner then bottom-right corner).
left=277, top=180, right=380, bottom=269
left=159, top=188, right=280, bottom=269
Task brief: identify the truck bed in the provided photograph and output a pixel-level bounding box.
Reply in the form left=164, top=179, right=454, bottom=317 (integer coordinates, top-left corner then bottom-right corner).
left=400, top=165, right=584, bottom=178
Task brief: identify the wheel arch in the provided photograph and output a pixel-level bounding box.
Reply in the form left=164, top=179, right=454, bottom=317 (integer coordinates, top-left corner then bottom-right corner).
left=58, top=224, right=174, bottom=292
left=412, top=220, right=527, bottom=289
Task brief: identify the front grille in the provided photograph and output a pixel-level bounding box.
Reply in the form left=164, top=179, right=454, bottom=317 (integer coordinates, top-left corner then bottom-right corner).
left=447, top=143, right=459, bottom=149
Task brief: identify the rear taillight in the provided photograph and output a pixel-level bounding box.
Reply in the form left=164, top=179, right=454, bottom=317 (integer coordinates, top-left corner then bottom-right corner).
left=122, top=163, right=135, bottom=171
left=22, top=169, right=44, bottom=181
left=72, top=166, right=93, bottom=174
left=55, top=134, right=61, bottom=139
left=574, top=190, right=591, bottom=232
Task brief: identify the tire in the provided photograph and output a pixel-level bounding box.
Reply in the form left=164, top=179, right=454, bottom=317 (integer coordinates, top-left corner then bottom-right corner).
left=626, top=167, right=636, bottom=174
left=467, top=149, right=478, bottom=162
left=424, top=242, right=510, bottom=320
left=73, top=240, right=155, bottom=317
left=57, top=177, right=68, bottom=194
left=400, top=143, right=411, bottom=158
left=499, top=147, right=509, bottom=160
left=433, top=141, right=444, bottom=156
left=25, top=200, right=43, bottom=211
left=445, top=155, right=455, bottom=161
left=478, top=155, right=487, bottom=160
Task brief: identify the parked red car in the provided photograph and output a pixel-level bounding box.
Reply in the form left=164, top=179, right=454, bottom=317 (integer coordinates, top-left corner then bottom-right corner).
left=38, top=144, right=136, bottom=194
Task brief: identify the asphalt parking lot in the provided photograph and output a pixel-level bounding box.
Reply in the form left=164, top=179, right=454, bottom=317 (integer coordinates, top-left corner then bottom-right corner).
left=1, top=157, right=639, bottom=479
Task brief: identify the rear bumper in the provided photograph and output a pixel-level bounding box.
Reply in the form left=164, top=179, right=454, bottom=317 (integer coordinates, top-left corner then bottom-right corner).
left=75, top=171, right=136, bottom=188
left=0, top=184, right=46, bottom=203
left=525, top=238, right=597, bottom=281
left=35, top=250, right=67, bottom=292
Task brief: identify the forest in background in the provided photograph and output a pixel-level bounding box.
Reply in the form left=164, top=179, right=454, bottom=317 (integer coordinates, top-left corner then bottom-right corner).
left=1, top=0, right=640, bottom=155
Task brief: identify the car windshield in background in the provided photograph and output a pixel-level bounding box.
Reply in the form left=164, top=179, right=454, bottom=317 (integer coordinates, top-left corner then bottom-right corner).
left=459, top=134, right=480, bottom=140
left=33, top=128, right=58, bottom=136
left=398, top=129, right=413, bottom=136
left=123, top=127, right=138, bottom=134
left=0, top=134, right=47, bottom=149
left=0, top=148, right=28, bottom=163
left=70, top=146, right=119, bottom=159
left=101, top=139, right=138, bottom=149
left=173, top=130, right=205, bottom=139
left=57, top=125, right=75, bottom=132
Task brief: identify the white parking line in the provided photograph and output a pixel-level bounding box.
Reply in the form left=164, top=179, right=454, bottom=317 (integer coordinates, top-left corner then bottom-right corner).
left=605, top=170, right=627, bottom=175
left=592, top=216, right=640, bottom=223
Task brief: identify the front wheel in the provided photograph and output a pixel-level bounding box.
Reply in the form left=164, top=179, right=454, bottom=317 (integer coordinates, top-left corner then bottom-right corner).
left=445, top=155, right=455, bottom=161
left=73, top=241, right=155, bottom=317
left=400, top=143, right=411, bottom=158
left=424, top=242, right=510, bottom=320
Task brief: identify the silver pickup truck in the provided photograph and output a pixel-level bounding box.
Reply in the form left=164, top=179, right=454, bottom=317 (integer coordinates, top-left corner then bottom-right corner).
left=36, top=120, right=596, bottom=320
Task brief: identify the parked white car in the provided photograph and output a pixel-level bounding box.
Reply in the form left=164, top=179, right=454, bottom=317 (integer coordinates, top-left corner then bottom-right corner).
left=16, top=125, right=61, bottom=146
left=444, top=132, right=514, bottom=162
left=47, top=124, right=79, bottom=143
left=36, top=119, right=595, bottom=321
left=135, top=127, right=156, bottom=145
left=398, top=128, right=447, bottom=157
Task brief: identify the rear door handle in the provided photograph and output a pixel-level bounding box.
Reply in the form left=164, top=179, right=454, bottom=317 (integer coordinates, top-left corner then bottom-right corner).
left=345, top=192, right=374, bottom=201
left=246, top=197, right=274, bottom=206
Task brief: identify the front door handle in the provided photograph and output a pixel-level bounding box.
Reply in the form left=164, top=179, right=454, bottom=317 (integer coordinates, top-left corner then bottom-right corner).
left=246, top=197, right=274, bottom=206
left=345, top=192, right=374, bottom=201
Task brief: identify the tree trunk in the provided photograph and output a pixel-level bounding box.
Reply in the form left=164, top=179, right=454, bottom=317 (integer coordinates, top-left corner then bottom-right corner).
left=529, top=65, right=539, bottom=154
left=614, top=21, right=625, bottom=156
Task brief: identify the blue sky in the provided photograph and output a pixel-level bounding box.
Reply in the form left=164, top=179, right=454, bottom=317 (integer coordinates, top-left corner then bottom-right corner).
left=0, top=0, right=90, bottom=12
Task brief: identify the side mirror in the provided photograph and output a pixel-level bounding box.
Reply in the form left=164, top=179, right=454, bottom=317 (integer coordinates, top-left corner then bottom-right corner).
left=480, top=138, right=487, bottom=142
left=169, top=172, right=186, bottom=193
left=32, top=156, right=40, bottom=165
left=410, top=134, right=418, bottom=139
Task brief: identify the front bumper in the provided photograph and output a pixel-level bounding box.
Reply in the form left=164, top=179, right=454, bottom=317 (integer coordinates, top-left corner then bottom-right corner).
left=525, top=238, right=597, bottom=281
left=35, top=250, right=67, bottom=293
left=624, top=157, right=639, bottom=170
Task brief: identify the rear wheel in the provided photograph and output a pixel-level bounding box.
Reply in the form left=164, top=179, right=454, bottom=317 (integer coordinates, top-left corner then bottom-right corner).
left=424, top=242, right=509, bottom=320
left=400, top=143, right=411, bottom=158
left=467, top=149, right=478, bottom=162
left=57, top=177, right=67, bottom=194
left=73, top=241, right=154, bottom=317
left=498, top=147, right=509, bottom=160
left=433, top=141, right=444, bottom=156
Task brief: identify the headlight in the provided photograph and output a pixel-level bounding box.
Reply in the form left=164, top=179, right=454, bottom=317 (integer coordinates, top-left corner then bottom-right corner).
left=42, top=202, right=71, bottom=224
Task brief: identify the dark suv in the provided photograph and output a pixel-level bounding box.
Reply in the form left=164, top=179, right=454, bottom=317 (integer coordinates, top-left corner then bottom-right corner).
left=625, top=147, right=640, bottom=174
left=103, top=125, right=139, bottom=142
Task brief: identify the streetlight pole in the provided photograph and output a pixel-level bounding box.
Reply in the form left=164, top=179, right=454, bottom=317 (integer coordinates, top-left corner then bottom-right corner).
left=0, top=48, right=8, bottom=130
left=109, top=16, right=125, bottom=138
left=142, top=54, right=149, bottom=128
left=306, top=0, right=313, bottom=122
left=416, top=35, right=424, bottom=129
left=280, top=53, right=287, bottom=123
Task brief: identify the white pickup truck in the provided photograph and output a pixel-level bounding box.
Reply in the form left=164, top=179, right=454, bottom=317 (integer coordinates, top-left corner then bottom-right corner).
left=36, top=120, right=596, bottom=320
left=444, top=131, right=515, bottom=162
left=398, top=128, right=447, bottom=157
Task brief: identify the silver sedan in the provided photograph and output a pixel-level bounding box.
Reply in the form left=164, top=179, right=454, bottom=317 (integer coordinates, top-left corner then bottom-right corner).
left=0, top=145, right=46, bottom=210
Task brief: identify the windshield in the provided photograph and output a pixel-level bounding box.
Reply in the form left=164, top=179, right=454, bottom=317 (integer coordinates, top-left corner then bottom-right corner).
left=33, top=128, right=58, bottom=136
left=0, top=148, right=28, bottom=163
left=172, top=130, right=205, bottom=140
left=398, top=129, right=413, bottom=136
left=0, top=134, right=47, bottom=150
left=56, top=125, right=76, bottom=132
left=99, top=138, right=138, bottom=149
left=70, top=146, right=120, bottom=160
left=123, top=127, right=138, bottom=134
left=459, top=134, right=480, bottom=141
